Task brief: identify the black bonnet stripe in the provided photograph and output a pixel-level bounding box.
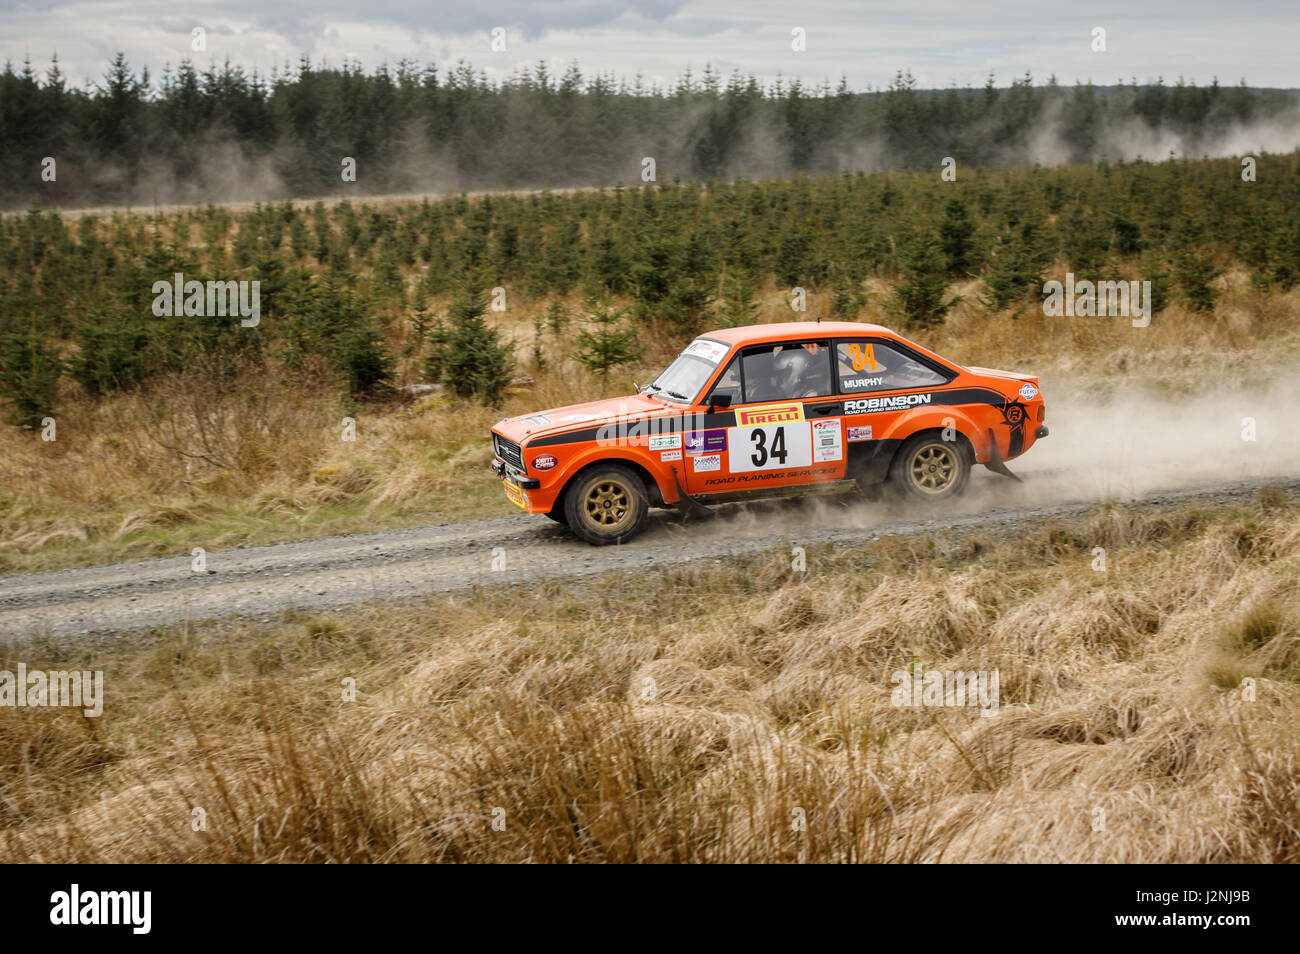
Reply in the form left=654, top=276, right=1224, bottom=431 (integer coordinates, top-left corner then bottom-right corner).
left=529, top=410, right=739, bottom=447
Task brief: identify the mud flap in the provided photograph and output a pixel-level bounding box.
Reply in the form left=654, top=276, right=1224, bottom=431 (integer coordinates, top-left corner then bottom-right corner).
left=983, top=427, right=1022, bottom=482
left=670, top=466, right=715, bottom=520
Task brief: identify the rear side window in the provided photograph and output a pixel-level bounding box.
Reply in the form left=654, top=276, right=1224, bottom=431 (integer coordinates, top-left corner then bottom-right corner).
left=836, top=341, right=948, bottom=393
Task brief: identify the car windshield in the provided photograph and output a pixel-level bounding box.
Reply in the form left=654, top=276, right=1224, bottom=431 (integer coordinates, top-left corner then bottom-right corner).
left=647, top=338, right=729, bottom=403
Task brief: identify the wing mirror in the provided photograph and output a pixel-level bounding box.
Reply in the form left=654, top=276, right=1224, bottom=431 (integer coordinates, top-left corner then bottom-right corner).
left=709, top=393, right=732, bottom=410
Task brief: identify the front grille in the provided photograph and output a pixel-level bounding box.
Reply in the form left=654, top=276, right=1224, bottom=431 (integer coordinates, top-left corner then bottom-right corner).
left=494, top=434, right=525, bottom=471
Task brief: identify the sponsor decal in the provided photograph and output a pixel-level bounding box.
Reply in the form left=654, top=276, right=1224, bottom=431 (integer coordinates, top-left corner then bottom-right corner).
left=531, top=454, right=557, bottom=471
left=560, top=413, right=597, bottom=423
left=736, top=402, right=805, bottom=427
left=683, top=429, right=728, bottom=454
left=648, top=433, right=681, bottom=451
left=843, top=393, right=933, bottom=414
left=847, top=425, right=873, bottom=442
left=660, top=449, right=682, bottom=462
left=526, top=414, right=553, bottom=426
left=1019, top=383, right=1039, bottom=401
left=811, top=419, right=842, bottom=463
left=703, top=465, right=839, bottom=487
left=684, top=339, right=730, bottom=364
left=843, top=376, right=884, bottom=389
left=692, top=454, right=721, bottom=473
left=503, top=481, right=526, bottom=509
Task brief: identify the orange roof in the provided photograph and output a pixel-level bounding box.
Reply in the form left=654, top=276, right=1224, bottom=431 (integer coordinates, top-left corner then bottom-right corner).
left=702, top=321, right=895, bottom=344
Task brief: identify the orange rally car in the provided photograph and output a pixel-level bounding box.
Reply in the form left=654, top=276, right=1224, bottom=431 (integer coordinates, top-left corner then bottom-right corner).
left=490, top=321, right=1047, bottom=545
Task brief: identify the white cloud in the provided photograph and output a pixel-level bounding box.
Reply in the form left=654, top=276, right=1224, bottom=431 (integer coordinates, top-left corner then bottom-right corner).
left=2, top=0, right=1297, bottom=91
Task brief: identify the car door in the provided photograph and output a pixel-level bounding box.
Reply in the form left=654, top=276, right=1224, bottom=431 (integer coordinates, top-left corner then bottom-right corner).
left=686, top=339, right=846, bottom=495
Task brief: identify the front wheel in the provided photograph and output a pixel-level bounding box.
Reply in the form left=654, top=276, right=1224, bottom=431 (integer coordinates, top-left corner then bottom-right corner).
left=563, top=464, right=649, bottom=545
left=889, top=433, right=971, bottom=501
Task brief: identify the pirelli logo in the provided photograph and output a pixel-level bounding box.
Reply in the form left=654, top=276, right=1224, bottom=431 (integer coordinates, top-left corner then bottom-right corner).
left=737, top=402, right=805, bottom=427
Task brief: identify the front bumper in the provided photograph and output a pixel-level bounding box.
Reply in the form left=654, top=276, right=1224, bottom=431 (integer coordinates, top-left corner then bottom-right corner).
left=1035, top=426, right=1049, bottom=439
left=490, top=458, right=539, bottom=488
left=492, top=458, right=544, bottom=512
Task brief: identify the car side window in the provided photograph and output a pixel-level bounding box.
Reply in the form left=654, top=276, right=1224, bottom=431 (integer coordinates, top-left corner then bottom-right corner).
left=707, top=358, right=742, bottom=405
left=836, top=341, right=948, bottom=393
left=742, top=341, right=833, bottom=402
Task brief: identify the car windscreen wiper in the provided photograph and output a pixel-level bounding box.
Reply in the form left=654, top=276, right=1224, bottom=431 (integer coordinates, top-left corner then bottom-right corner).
left=662, top=388, right=688, bottom=401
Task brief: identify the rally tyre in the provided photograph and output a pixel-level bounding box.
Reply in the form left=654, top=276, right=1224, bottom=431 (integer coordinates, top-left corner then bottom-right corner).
left=564, top=464, right=649, bottom=545
left=889, top=433, right=971, bottom=501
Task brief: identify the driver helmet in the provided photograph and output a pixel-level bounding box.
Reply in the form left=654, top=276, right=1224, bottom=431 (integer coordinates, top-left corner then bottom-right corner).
left=773, top=348, right=821, bottom=395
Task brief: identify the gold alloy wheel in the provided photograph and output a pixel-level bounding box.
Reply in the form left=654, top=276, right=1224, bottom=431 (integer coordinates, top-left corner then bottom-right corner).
left=583, top=478, right=633, bottom=529
left=907, top=443, right=958, bottom=494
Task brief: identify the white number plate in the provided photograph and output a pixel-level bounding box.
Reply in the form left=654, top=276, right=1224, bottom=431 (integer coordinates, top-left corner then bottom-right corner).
left=726, top=423, right=813, bottom=472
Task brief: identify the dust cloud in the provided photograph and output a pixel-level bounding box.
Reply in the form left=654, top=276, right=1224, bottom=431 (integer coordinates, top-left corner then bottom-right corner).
left=667, top=370, right=1300, bottom=547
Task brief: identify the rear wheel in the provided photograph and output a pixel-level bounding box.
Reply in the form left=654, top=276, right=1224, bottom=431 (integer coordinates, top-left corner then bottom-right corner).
left=563, top=464, right=649, bottom=545
left=889, top=433, right=971, bottom=501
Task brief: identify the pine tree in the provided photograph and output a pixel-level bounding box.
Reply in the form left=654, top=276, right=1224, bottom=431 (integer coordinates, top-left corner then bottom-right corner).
left=829, top=270, right=867, bottom=319
left=574, top=300, right=641, bottom=378
left=0, top=324, right=62, bottom=427
left=939, top=198, right=978, bottom=276
left=1175, top=247, right=1221, bottom=312
left=1059, top=203, right=1107, bottom=274
left=426, top=289, right=514, bottom=405
left=981, top=223, right=1046, bottom=311
left=890, top=234, right=958, bottom=328
left=530, top=313, right=546, bottom=372
left=1266, top=225, right=1299, bottom=290
left=1141, top=254, right=1172, bottom=315
left=718, top=268, right=761, bottom=326
left=544, top=300, right=570, bottom=338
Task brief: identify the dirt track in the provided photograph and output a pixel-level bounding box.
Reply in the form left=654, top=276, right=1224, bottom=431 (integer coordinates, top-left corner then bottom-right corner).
left=2, top=472, right=1296, bottom=641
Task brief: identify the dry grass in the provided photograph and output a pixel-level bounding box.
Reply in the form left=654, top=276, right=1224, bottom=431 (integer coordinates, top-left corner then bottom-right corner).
left=0, top=355, right=607, bottom=572
left=2, top=490, right=1297, bottom=862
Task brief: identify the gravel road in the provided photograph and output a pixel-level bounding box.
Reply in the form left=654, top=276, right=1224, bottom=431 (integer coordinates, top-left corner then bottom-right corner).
left=2, top=469, right=1295, bottom=642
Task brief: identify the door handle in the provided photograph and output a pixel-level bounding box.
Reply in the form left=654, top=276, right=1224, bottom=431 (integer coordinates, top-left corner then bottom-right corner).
left=812, top=405, right=838, bottom=416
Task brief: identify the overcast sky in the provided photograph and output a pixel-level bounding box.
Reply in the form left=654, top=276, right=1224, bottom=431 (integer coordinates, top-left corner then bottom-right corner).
left=2, top=0, right=1297, bottom=92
